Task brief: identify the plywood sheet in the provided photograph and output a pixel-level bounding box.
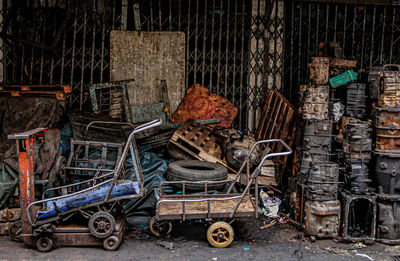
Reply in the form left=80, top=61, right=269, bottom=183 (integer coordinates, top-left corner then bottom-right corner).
left=110, top=31, right=185, bottom=117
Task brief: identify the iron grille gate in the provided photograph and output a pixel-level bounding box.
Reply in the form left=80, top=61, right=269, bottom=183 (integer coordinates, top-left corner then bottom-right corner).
left=1, top=0, right=400, bottom=132
left=284, top=1, right=400, bottom=101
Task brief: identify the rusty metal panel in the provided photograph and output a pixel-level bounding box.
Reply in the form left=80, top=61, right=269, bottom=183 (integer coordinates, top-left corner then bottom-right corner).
left=304, top=200, right=340, bottom=238
left=374, top=151, right=400, bottom=195
left=300, top=84, right=329, bottom=120
left=308, top=57, right=330, bottom=85
left=171, top=84, right=238, bottom=128
left=110, top=30, right=186, bottom=117
left=374, top=107, right=400, bottom=151
left=341, top=192, right=376, bottom=242
left=376, top=194, right=400, bottom=244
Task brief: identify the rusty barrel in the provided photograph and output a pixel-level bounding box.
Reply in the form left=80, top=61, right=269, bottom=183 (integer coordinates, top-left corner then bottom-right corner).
left=374, top=107, right=400, bottom=151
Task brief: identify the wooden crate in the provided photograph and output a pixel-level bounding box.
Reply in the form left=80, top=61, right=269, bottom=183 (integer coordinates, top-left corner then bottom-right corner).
left=255, top=90, right=296, bottom=178
left=168, top=121, right=225, bottom=165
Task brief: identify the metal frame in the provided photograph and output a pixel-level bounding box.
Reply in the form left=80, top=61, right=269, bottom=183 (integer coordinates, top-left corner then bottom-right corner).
left=26, top=118, right=162, bottom=227
left=155, top=139, right=292, bottom=222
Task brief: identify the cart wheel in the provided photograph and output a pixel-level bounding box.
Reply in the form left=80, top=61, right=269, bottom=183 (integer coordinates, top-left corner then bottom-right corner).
left=9, top=220, right=22, bottom=242
left=149, top=216, right=172, bottom=237
left=55, top=156, right=67, bottom=179
left=89, top=211, right=116, bottom=239
left=36, top=237, right=53, bottom=252
left=103, top=236, right=120, bottom=251
left=206, top=221, right=234, bottom=248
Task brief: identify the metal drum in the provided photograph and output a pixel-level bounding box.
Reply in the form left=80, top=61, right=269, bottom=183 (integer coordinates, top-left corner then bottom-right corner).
left=374, top=107, right=400, bottom=152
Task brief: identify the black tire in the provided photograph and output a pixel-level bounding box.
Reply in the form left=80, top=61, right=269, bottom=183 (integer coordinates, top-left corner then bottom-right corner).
left=167, top=160, right=228, bottom=191
left=103, top=236, right=120, bottom=251
left=88, top=211, right=116, bottom=239
left=167, top=143, right=194, bottom=160
left=9, top=221, right=22, bottom=242
left=36, top=237, right=53, bottom=252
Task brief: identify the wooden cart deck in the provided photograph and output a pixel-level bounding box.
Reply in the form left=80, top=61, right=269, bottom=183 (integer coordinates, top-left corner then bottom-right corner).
left=157, top=193, right=256, bottom=221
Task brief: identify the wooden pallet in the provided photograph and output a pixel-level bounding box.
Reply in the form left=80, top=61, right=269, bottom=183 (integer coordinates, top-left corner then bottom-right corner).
left=255, top=90, right=296, bottom=178
left=168, top=121, right=230, bottom=168
left=0, top=84, right=72, bottom=101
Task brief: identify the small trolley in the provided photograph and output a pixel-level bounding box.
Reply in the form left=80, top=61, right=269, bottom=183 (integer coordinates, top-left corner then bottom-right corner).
left=151, top=139, right=292, bottom=248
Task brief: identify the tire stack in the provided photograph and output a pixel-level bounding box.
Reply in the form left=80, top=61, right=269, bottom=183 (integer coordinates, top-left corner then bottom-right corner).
left=371, top=65, right=400, bottom=244
left=299, top=57, right=341, bottom=239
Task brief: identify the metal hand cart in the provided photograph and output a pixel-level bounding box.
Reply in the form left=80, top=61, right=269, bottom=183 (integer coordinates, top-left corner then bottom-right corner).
left=151, top=139, right=292, bottom=248
left=8, top=118, right=162, bottom=252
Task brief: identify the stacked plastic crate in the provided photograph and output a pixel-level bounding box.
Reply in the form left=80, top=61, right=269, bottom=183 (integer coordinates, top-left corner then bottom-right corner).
left=371, top=65, right=400, bottom=244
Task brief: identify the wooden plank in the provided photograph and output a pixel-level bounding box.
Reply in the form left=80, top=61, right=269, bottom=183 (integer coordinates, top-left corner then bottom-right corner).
left=158, top=194, right=255, bottom=216
left=256, top=90, right=275, bottom=140
left=110, top=31, right=185, bottom=115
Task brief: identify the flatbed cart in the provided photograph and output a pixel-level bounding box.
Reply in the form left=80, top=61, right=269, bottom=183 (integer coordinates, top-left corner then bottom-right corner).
left=8, top=118, right=162, bottom=252
left=151, top=139, right=292, bottom=248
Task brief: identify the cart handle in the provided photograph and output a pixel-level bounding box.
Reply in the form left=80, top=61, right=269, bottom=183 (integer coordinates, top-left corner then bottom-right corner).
left=85, top=121, right=135, bottom=139
left=229, top=139, right=292, bottom=218
left=227, top=139, right=292, bottom=193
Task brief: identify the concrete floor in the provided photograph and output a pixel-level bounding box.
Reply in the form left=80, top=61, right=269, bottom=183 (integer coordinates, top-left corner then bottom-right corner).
left=0, top=221, right=399, bottom=261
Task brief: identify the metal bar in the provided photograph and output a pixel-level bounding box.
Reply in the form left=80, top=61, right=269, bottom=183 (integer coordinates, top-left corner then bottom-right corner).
left=389, top=7, right=395, bottom=63
left=325, top=3, right=329, bottom=42
left=121, top=0, right=128, bottom=30
left=185, top=0, right=191, bottom=89
left=369, top=5, right=376, bottom=67
left=238, top=0, right=245, bottom=131
left=70, top=8, right=78, bottom=104
left=158, top=0, right=162, bottom=30
left=232, top=0, right=238, bottom=105
left=150, top=0, right=154, bottom=31
left=361, top=4, right=367, bottom=68
left=343, top=4, right=347, bottom=51
left=297, top=2, right=303, bottom=85
left=100, top=8, right=106, bottom=83
left=351, top=4, right=357, bottom=58
left=380, top=5, right=387, bottom=64
left=217, top=0, right=223, bottom=94
left=210, top=0, right=215, bottom=92
left=316, top=3, right=320, bottom=54
left=224, top=0, right=230, bottom=97
left=133, top=2, right=141, bottom=31
left=80, top=9, right=88, bottom=111
left=201, top=0, right=207, bottom=84
left=169, top=0, right=172, bottom=31
left=194, top=0, right=199, bottom=84
left=334, top=4, right=338, bottom=42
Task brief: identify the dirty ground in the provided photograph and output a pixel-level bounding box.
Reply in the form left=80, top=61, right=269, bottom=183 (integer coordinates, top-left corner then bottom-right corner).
left=1, top=220, right=398, bottom=261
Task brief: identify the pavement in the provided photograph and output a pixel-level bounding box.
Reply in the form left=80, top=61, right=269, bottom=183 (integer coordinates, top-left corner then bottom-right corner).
left=0, top=220, right=399, bottom=261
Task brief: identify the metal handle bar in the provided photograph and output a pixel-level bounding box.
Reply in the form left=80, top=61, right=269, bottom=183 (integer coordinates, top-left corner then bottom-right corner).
left=42, top=172, right=115, bottom=200
left=229, top=139, right=292, bottom=218
left=85, top=121, right=135, bottom=138
left=132, top=118, right=163, bottom=134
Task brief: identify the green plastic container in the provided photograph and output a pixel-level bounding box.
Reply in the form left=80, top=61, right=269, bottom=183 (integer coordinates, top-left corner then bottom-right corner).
left=329, top=69, right=357, bottom=88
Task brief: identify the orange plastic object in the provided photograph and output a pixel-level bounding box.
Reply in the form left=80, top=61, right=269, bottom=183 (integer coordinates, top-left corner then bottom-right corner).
left=171, top=84, right=238, bottom=128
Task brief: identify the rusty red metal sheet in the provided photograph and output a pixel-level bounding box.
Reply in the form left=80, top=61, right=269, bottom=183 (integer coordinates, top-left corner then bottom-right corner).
left=374, top=107, right=400, bottom=151
left=171, top=84, right=238, bottom=128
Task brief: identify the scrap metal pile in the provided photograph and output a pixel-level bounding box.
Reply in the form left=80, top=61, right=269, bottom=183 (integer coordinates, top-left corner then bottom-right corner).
left=292, top=42, right=400, bottom=244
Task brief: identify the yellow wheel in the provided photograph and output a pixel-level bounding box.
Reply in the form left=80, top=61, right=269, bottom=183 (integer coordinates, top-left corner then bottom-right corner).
left=149, top=216, right=172, bottom=237
left=206, top=221, right=234, bottom=248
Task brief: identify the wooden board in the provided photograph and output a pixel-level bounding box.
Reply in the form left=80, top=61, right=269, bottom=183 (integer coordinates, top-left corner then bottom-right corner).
left=110, top=31, right=185, bottom=116
left=157, top=194, right=255, bottom=220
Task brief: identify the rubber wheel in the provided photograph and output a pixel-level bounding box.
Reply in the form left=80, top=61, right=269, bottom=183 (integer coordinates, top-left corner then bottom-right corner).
left=88, top=211, right=116, bottom=239
left=167, top=143, right=193, bottom=160
left=55, top=156, right=67, bottom=179
left=103, top=236, right=120, bottom=251
left=36, top=237, right=53, bottom=252
left=149, top=216, right=172, bottom=237
left=9, top=221, right=22, bottom=242
left=206, top=221, right=234, bottom=248
left=167, top=160, right=228, bottom=191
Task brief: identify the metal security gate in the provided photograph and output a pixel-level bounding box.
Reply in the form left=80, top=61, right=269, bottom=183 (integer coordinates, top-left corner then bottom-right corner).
left=1, top=0, right=124, bottom=111
left=283, top=1, right=400, bottom=101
